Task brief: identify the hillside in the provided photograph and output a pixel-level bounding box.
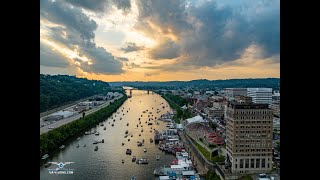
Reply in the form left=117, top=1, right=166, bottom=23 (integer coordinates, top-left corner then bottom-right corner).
left=40, top=74, right=110, bottom=113
left=109, top=78, right=280, bottom=90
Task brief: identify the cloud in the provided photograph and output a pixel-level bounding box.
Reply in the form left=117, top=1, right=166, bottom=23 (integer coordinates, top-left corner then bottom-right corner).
left=65, top=0, right=131, bottom=12
left=149, top=39, right=180, bottom=60
left=120, top=42, right=145, bottom=53
left=125, top=62, right=141, bottom=69
left=116, top=57, right=129, bottom=61
left=40, top=0, right=123, bottom=75
left=40, top=41, right=69, bottom=67
left=135, top=0, right=279, bottom=70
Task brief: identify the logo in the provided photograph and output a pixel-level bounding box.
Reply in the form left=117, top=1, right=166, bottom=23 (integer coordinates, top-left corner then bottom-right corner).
left=47, top=162, right=75, bottom=175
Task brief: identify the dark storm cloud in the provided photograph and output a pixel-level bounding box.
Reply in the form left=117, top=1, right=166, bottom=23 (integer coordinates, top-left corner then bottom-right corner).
left=79, top=47, right=123, bottom=74
left=120, top=42, right=145, bottom=53
left=135, top=0, right=280, bottom=69
left=65, top=0, right=131, bottom=12
left=149, top=39, right=180, bottom=60
left=40, top=42, right=69, bottom=67
left=40, top=0, right=123, bottom=74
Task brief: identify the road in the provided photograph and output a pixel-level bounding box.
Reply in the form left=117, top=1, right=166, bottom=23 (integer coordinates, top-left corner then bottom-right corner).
left=40, top=94, right=123, bottom=135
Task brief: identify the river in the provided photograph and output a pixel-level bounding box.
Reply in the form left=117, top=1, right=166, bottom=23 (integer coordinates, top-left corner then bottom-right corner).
left=40, top=90, right=175, bottom=180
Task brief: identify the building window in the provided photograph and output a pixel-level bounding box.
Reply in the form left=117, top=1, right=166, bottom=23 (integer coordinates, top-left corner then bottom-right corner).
left=245, top=159, right=249, bottom=168
left=235, top=164, right=237, bottom=168
left=240, top=159, right=243, bottom=168
left=251, top=159, right=255, bottom=168
left=262, top=159, right=266, bottom=168
left=256, top=159, right=260, bottom=168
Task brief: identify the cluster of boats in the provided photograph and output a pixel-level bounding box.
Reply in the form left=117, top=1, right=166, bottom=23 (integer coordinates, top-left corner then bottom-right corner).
left=153, top=151, right=200, bottom=179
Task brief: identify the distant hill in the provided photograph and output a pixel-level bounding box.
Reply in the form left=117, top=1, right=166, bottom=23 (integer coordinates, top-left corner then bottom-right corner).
left=109, top=78, right=280, bottom=90
left=40, top=74, right=110, bottom=113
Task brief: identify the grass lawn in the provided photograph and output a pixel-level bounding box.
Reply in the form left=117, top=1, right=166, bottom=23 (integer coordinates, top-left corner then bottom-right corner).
left=190, top=137, right=225, bottom=163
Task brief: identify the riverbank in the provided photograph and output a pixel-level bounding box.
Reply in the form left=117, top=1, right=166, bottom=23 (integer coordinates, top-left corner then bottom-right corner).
left=161, top=94, right=192, bottom=123
left=40, top=95, right=127, bottom=159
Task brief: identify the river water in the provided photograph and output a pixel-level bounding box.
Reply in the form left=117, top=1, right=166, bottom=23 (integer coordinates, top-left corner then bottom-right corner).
left=40, top=90, right=175, bottom=180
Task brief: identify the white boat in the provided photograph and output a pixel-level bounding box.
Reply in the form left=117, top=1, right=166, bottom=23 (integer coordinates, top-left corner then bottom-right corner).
left=77, top=137, right=80, bottom=140
left=95, top=132, right=100, bottom=136
left=144, top=148, right=147, bottom=152
left=59, top=145, right=65, bottom=149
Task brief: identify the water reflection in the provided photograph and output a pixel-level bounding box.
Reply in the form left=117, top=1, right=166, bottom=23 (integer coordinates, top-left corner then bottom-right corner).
left=40, top=90, right=174, bottom=180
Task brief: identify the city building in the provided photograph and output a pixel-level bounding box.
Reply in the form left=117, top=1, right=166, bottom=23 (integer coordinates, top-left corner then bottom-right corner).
left=270, top=102, right=280, bottom=117
left=247, top=88, right=272, bottom=105
left=205, top=107, right=225, bottom=119
left=224, top=88, right=247, bottom=98
left=225, top=101, right=273, bottom=174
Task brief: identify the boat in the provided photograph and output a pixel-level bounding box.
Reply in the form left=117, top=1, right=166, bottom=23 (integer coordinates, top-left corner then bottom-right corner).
left=125, top=130, right=129, bottom=134
left=41, top=154, right=49, bottom=160
left=132, top=156, right=137, bottom=162
left=59, top=145, right=65, bottom=149
left=136, top=158, right=149, bottom=164
left=156, top=155, right=160, bottom=160
left=126, top=149, right=132, bottom=155
left=122, top=159, right=124, bottom=163
left=95, top=132, right=100, bottom=136
left=144, top=148, right=147, bottom=152
left=85, top=131, right=90, bottom=135
left=77, top=137, right=80, bottom=140
left=94, top=146, right=98, bottom=151
left=104, top=127, right=106, bottom=130
left=44, top=162, right=52, bottom=168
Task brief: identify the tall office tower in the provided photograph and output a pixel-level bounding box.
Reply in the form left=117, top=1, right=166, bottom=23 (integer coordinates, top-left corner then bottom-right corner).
left=225, top=100, right=273, bottom=174
left=247, top=88, right=272, bottom=105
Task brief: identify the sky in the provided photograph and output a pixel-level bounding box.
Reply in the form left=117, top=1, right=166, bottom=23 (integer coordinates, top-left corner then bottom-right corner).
left=40, top=0, right=280, bottom=82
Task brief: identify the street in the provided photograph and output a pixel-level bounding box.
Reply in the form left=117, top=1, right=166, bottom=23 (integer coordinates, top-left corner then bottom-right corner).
left=40, top=94, right=123, bottom=135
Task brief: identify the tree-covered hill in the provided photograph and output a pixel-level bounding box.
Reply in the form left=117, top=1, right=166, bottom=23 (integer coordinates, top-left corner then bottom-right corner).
left=40, top=74, right=111, bottom=113
left=109, top=78, right=280, bottom=90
